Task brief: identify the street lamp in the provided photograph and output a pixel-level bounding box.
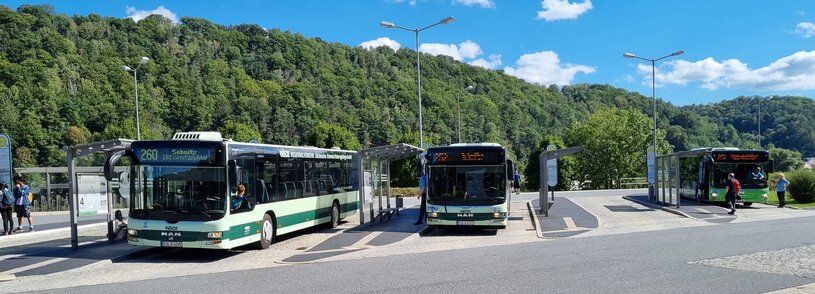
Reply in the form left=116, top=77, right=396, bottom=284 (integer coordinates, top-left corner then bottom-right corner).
left=120, top=56, right=150, bottom=140
left=623, top=50, right=684, bottom=201
left=381, top=16, right=455, bottom=149
left=758, top=95, right=774, bottom=149
left=457, top=85, right=475, bottom=143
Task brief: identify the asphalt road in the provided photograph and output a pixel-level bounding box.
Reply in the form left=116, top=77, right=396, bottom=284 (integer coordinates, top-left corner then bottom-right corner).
left=33, top=198, right=815, bottom=294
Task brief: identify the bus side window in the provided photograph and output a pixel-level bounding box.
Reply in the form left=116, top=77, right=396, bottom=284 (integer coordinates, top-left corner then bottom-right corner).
left=233, top=157, right=257, bottom=213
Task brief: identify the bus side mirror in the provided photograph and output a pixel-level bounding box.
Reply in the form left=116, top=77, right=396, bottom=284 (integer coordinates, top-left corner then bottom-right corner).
left=228, top=159, right=242, bottom=186
left=506, top=160, right=514, bottom=181
left=104, top=150, right=127, bottom=182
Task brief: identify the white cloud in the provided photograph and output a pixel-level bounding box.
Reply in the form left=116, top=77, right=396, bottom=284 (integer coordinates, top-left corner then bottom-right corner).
left=386, top=0, right=418, bottom=6
left=503, top=51, right=595, bottom=85
left=470, top=54, right=502, bottom=69
left=536, top=0, right=592, bottom=21
left=419, top=40, right=482, bottom=61
left=795, top=22, right=815, bottom=38
left=454, top=0, right=495, bottom=8
left=359, top=37, right=402, bottom=50
left=623, top=75, right=636, bottom=83
left=126, top=6, right=179, bottom=23
left=633, top=51, right=815, bottom=91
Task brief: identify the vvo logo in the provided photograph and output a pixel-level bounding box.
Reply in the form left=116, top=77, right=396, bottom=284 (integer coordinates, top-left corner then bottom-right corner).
left=165, top=225, right=178, bottom=231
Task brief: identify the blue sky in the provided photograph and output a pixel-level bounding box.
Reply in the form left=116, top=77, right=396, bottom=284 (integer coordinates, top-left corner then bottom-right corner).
left=5, top=0, right=815, bottom=105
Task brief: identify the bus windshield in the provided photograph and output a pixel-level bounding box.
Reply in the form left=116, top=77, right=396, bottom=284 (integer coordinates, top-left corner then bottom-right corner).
left=712, top=163, right=768, bottom=189
left=428, top=166, right=506, bottom=205
left=129, top=165, right=227, bottom=221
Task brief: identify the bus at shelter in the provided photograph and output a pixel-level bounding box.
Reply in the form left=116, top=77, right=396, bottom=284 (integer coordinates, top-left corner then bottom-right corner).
left=422, top=143, right=514, bottom=229
left=678, top=148, right=772, bottom=206
left=122, top=132, right=359, bottom=249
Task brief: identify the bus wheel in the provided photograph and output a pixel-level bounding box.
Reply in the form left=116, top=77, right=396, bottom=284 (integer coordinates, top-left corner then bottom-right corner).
left=330, top=202, right=340, bottom=228
left=256, top=214, right=275, bottom=250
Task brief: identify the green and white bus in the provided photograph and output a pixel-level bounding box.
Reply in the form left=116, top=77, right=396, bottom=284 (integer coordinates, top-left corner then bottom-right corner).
left=122, top=132, right=359, bottom=249
left=423, top=143, right=514, bottom=229
left=678, top=148, right=772, bottom=206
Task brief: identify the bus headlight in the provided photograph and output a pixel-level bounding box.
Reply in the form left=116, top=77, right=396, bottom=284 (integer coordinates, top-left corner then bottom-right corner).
left=492, top=212, right=502, bottom=219
left=428, top=212, right=438, bottom=218
left=712, top=193, right=718, bottom=198
left=127, top=229, right=138, bottom=236
left=207, top=232, right=223, bottom=239
left=762, top=193, right=768, bottom=199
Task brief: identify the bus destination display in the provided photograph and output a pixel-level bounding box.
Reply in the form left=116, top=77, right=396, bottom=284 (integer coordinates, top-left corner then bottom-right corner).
left=713, top=152, right=767, bottom=162
left=135, top=147, right=216, bottom=164
left=431, top=150, right=503, bottom=164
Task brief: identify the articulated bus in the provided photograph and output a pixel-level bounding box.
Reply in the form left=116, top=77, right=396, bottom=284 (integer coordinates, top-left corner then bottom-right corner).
left=678, top=148, right=772, bottom=206
left=122, top=132, right=359, bottom=249
left=423, top=143, right=514, bottom=229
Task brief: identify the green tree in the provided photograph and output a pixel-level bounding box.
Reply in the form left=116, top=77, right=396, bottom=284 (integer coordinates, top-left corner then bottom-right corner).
left=767, top=143, right=804, bottom=172
left=565, top=108, right=671, bottom=189
left=220, top=121, right=261, bottom=143
left=307, top=121, right=361, bottom=150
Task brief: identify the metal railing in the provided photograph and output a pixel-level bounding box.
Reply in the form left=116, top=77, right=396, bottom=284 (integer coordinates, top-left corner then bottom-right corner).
left=619, top=177, right=648, bottom=189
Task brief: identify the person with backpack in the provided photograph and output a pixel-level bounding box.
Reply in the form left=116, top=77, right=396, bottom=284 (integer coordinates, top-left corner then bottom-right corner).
left=0, top=182, right=14, bottom=235
left=13, top=177, right=33, bottom=232
left=724, top=172, right=740, bottom=215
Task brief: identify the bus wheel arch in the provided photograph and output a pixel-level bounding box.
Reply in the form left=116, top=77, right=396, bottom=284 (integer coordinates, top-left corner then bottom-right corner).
left=329, top=200, right=340, bottom=228
left=256, top=211, right=276, bottom=250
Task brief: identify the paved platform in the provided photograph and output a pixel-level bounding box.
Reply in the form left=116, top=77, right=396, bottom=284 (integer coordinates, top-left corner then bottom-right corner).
left=531, top=197, right=598, bottom=238
left=625, top=194, right=738, bottom=223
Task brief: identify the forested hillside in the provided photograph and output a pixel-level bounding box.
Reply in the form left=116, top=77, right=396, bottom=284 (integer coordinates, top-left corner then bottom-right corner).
left=0, top=5, right=812, bottom=181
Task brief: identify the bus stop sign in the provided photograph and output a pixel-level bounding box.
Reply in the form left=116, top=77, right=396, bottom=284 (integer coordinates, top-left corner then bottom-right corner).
left=647, top=145, right=655, bottom=184
left=546, top=144, right=557, bottom=187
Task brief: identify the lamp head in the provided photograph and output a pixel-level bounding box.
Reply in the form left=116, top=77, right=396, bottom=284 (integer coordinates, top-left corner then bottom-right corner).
left=623, top=53, right=636, bottom=59
left=440, top=16, right=455, bottom=24
left=120, top=65, right=132, bottom=71
left=139, top=56, right=150, bottom=64
left=380, top=21, right=396, bottom=28
left=671, top=50, right=684, bottom=56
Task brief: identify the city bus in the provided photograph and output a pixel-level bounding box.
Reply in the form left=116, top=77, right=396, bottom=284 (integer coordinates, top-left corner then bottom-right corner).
left=678, top=148, right=772, bottom=206
left=423, top=143, right=513, bottom=229
left=122, top=132, right=359, bottom=249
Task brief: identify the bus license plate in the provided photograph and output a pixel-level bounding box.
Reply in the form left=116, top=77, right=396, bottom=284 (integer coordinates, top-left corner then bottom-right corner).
left=161, top=241, right=182, bottom=247
left=457, top=220, right=474, bottom=226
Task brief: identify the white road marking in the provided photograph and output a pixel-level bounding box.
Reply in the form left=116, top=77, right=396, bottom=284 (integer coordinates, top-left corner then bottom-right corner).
left=563, top=217, right=577, bottom=229
left=350, top=231, right=383, bottom=248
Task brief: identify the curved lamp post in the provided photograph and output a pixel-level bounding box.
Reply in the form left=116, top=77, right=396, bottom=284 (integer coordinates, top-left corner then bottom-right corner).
left=120, top=56, right=150, bottom=140
left=623, top=50, right=684, bottom=200
left=381, top=16, right=455, bottom=149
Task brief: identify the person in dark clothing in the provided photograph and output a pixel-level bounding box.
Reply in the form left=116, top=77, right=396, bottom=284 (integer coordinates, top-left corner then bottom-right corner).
left=0, top=183, right=14, bottom=235
left=415, top=174, right=427, bottom=225
left=724, top=172, right=739, bottom=215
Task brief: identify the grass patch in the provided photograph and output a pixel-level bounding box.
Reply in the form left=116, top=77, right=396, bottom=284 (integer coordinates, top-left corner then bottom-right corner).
left=766, top=190, right=815, bottom=208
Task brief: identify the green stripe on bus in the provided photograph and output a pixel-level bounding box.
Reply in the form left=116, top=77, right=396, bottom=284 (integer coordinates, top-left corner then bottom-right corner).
left=431, top=212, right=506, bottom=221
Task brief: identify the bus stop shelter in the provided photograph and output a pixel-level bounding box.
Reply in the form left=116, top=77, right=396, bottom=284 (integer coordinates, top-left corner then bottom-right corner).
left=357, top=143, right=423, bottom=225
left=65, top=139, right=133, bottom=249
left=655, top=149, right=708, bottom=208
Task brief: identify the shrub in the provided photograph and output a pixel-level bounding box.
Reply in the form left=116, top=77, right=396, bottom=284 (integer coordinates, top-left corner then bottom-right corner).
left=390, top=187, right=420, bottom=198
left=786, top=170, right=815, bottom=204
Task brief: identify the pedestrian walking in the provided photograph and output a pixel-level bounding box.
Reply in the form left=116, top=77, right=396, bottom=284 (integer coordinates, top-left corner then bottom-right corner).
left=513, top=170, right=521, bottom=194
left=776, top=173, right=790, bottom=208
left=724, top=172, right=740, bottom=215
left=1, top=182, right=14, bottom=235
left=13, top=177, right=33, bottom=232
left=414, top=174, right=427, bottom=225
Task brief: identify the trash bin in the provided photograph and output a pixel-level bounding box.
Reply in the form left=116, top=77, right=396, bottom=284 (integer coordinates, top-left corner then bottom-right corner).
left=395, top=194, right=403, bottom=209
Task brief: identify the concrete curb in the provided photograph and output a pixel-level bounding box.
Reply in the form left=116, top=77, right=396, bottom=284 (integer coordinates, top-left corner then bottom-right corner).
left=0, top=222, right=108, bottom=247
left=526, top=201, right=543, bottom=239
left=622, top=195, right=696, bottom=220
